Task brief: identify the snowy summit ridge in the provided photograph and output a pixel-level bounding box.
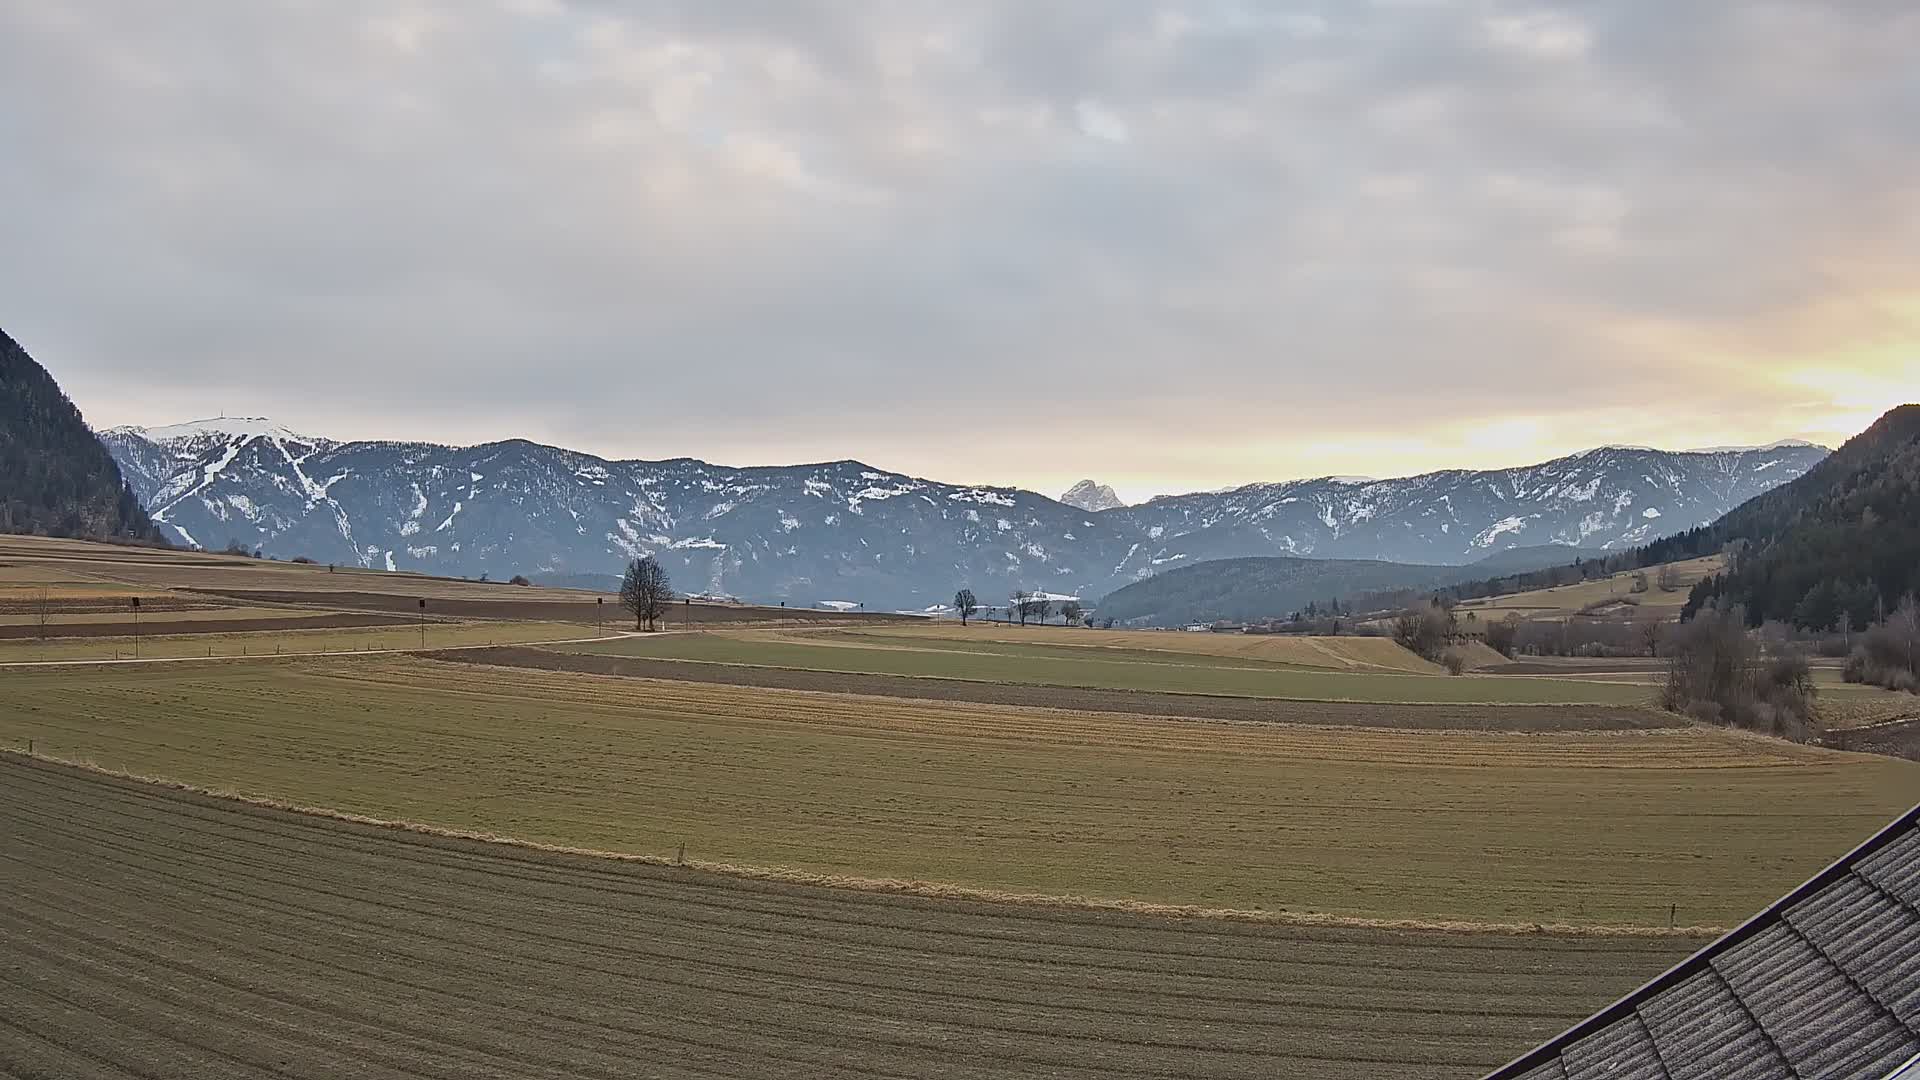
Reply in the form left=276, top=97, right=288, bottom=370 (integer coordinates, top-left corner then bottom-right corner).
left=100, top=420, right=1828, bottom=608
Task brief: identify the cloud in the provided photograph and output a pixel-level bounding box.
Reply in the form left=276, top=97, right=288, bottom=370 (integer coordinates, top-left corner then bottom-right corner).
left=2, top=1, right=1916, bottom=501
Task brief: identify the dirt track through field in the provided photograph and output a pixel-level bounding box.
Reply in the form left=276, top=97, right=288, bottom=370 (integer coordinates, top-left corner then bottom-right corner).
left=438, top=646, right=1682, bottom=731
left=0, top=756, right=1695, bottom=1080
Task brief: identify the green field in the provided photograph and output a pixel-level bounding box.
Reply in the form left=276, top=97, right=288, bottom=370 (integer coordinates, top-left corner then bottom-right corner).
left=4, top=655, right=1912, bottom=927
left=554, top=631, right=1657, bottom=704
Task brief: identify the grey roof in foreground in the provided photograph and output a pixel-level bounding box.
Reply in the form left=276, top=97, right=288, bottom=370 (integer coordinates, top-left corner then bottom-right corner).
left=1488, top=803, right=1920, bottom=1080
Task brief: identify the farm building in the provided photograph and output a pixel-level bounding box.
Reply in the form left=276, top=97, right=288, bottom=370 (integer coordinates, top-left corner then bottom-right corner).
left=1487, top=803, right=1920, bottom=1079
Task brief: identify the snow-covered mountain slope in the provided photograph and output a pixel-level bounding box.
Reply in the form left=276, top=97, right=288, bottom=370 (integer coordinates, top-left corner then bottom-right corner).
left=1059, top=480, right=1125, bottom=513
left=1103, top=444, right=1830, bottom=578
left=100, top=419, right=1827, bottom=608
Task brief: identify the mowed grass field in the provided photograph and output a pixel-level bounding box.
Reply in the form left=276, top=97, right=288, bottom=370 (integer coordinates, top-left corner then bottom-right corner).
left=850, top=622, right=1484, bottom=672
left=4, top=656, right=1913, bottom=927
left=0, top=619, right=603, bottom=662
left=555, top=630, right=1656, bottom=705
left=1455, top=555, right=1725, bottom=621
left=0, top=533, right=606, bottom=601
left=0, top=758, right=1702, bottom=1080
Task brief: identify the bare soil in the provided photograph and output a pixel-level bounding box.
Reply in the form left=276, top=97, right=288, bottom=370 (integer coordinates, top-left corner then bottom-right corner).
left=1824, top=716, right=1920, bottom=760
left=0, top=755, right=1696, bottom=1079
left=432, top=647, right=1683, bottom=731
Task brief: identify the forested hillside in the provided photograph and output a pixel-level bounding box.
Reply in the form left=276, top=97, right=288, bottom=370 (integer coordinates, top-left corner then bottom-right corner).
left=0, top=328, right=161, bottom=541
left=1677, top=405, right=1920, bottom=628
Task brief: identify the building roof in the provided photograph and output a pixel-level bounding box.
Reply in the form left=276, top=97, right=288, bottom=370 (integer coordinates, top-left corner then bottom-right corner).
left=1487, top=803, right=1920, bottom=1080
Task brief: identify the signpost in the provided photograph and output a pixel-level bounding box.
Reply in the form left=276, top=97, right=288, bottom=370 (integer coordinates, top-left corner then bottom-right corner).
left=130, top=596, right=141, bottom=659
left=417, top=598, right=427, bottom=649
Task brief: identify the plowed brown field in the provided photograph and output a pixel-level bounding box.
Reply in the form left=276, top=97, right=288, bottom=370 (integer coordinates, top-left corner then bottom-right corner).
left=0, top=756, right=1698, bottom=1080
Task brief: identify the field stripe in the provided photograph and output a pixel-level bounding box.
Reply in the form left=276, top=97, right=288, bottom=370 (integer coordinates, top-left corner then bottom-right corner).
left=0, top=757, right=1699, bottom=1079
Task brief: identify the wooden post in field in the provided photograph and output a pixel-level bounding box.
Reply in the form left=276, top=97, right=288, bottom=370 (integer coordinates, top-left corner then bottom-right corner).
left=676, top=842, right=685, bottom=866
left=596, top=596, right=603, bottom=631
left=418, top=598, right=427, bottom=649
left=26, top=738, right=32, bottom=756
left=130, top=596, right=141, bottom=659
left=1669, top=904, right=1676, bottom=928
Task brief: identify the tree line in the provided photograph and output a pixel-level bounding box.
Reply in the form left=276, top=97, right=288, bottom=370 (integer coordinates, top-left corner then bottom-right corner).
left=950, top=588, right=1087, bottom=627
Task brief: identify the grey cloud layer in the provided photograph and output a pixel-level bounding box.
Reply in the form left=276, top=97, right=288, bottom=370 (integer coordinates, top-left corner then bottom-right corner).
left=3, top=1, right=1916, bottom=498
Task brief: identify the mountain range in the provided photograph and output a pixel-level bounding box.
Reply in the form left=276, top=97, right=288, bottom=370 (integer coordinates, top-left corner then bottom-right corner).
left=99, top=416, right=1828, bottom=609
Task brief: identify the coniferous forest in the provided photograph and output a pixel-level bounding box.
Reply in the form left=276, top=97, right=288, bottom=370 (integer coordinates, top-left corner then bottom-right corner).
left=0, top=327, right=162, bottom=542
left=1676, top=405, right=1920, bottom=629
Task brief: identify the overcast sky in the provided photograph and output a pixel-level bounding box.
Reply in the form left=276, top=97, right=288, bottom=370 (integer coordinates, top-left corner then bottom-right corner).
left=4, top=2, right=1917, bottom=501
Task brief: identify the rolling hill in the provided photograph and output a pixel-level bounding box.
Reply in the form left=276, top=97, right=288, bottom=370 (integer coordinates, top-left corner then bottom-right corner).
left=1092, top=545, right=1595, bottom=626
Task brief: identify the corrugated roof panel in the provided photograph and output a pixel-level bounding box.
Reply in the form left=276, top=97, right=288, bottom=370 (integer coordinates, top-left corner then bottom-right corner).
left=1884, top=1052, right=1920, bottom=1080
left=1484, top=808, right=1920, bottom=1080
left=1637, top=969, right=1791, bottom=1080
left=1787, top=874, right=1920, bottom=1027
left=1713, top=923, right=1919, bottom=1079
left=1560, top=1012, right=1667, bottom=1080
left=1860, top=829, right=1920, bottom=903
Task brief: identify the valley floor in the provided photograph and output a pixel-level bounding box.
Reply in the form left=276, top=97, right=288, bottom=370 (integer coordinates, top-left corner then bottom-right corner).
left=0, top=756, right=1698, bottom=1080
left=3, top=655, right=1911, bottom=928
left=4, top=536, right=1916, bottom=1079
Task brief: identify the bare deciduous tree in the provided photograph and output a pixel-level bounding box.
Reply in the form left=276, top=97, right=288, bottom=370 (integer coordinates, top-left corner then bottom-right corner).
left=620, top=556, right=673, bottom=632
left=1392, top=600, right=1454, bottom=661
left=954, top=588, right=978, bottom=626
left=1663, top=600, right=1817, bottom=739
left=1031, top=596, right=1053, bottom=625
left=1060, top=600, right=1084, bottom=626
left=1656, top=562, right=1681, bottom=592
left=1636, top=614, right=1666, bottom=657
left=31, top=587, right=52, bottom=640
left=1484, top=613, right=1520, bottom=658
left=1010, top=590, right=1031, bottom=626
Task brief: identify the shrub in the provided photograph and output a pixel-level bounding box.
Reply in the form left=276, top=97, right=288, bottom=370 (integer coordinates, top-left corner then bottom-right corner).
left=509, top=574, right=532, bottom=587
left=1845, top=596, right=1920, bottom=694
left=1844, top=647, right=1869, bottom=684
left=290, top=556, right=316, bottom=565
left=1392, top=601, right=1454, bottom=661
left=1484, top=615, right=1520, bottom=658
left=1440, top=649, right=1467, bottom=676
left=1661, top=600, right=1817, bottom=740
